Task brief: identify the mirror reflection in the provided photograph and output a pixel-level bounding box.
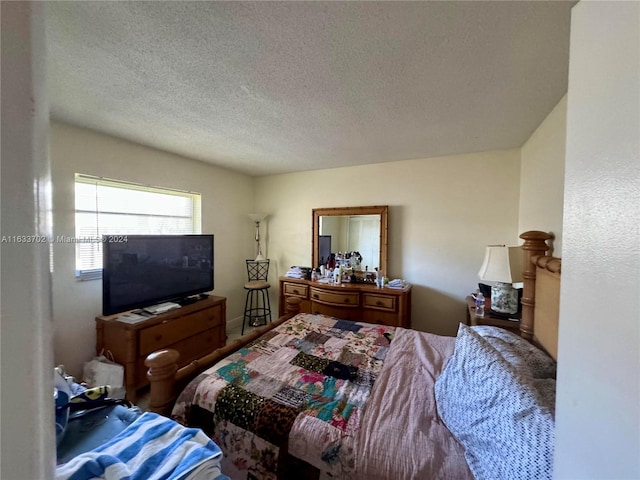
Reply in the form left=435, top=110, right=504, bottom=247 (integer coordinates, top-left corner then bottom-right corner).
left=312, top=206, right=388, bottom=277
left=319, top=215, right=380, bottom=271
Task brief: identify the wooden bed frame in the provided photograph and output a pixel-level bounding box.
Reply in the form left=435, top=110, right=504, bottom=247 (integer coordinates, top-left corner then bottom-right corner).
left=146, top=230, right=560, bottom=415
left=519, top=230, right=561, bottom=360
left=145, top=297, right=303, bottom=415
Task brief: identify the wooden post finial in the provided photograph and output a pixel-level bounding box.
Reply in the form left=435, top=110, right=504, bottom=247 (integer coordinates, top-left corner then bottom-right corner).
left=519, top=230, right=553, bottom=251
left=145, top=348, right=180, bottom=415
left=518, top=231, right=553, bottom=339
left=285, top=296, right=302, bottom=316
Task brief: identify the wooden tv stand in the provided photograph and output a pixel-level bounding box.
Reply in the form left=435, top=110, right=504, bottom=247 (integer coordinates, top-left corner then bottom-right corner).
left=95, top=295, right=226, bottom=402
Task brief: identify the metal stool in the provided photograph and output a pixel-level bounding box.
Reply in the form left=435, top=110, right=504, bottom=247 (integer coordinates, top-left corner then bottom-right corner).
left=242, top=259, right=272, bottom=334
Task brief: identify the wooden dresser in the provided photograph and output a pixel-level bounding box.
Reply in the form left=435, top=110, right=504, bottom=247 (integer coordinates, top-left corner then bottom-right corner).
left=279, top=277, right=411, bottom=327
left=95, top=295, right=226, bottom=402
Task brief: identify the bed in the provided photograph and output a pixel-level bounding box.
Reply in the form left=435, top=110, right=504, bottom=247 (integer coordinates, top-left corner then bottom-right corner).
left=146, top=231, right=560, bottom=480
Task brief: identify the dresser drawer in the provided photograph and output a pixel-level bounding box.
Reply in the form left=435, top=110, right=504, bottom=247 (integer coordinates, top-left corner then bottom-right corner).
left=310, top=287, right=359, bottom=307
left=362, top=309, right=398, bottom=327
left=363, top=293, right=396, bottom=312
left=171, top=329, right=222, bottom=367
left=283, top=282, right=309, bottom=298
left=139, top=307, right=222, bottom=356
left=311, top=302, right=361, bottom=321
left=133, top=327, right=222, bottom=387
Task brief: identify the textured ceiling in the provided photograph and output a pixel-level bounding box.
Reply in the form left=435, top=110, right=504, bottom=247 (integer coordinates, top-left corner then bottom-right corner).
left=45, top=1, right=574, bottom=176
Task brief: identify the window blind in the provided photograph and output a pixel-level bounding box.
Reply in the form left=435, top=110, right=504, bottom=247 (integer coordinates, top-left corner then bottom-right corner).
left=74, top=174, right=201, bottom=280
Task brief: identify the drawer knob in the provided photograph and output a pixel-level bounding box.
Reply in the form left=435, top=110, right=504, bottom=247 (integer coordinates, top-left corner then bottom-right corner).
left=344, top=298, right=350, bottom=303
left=313, top=294, right=319, bottom=299
left=293, top=289, right=299, bottom=294
left=376, top=301, right=383, bottom=306
left=155, top=334, right=162, bottom=341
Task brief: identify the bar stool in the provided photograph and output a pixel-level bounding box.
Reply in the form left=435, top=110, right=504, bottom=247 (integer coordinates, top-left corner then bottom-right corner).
left=242, top=259, right=272, bottom=335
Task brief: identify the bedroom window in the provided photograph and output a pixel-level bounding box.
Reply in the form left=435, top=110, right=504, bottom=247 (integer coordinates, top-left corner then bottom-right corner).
left=74, top=174, right=201, bottom=280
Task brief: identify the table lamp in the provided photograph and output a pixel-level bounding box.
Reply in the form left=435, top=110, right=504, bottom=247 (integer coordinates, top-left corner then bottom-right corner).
left=478, top=245, right=524, bottom=315
left=248, top=213, right=268, bottom=261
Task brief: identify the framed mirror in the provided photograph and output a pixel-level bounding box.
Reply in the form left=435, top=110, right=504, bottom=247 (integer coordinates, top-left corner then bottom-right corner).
left=312, top=206, right=388, bottom=275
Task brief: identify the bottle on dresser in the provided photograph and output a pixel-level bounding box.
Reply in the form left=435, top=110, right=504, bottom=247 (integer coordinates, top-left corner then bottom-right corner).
left=375, top=268, right=383, bottom=288
left=474, top=291, right=485, bottom=317
left=334, top=265, right=342, bottom=285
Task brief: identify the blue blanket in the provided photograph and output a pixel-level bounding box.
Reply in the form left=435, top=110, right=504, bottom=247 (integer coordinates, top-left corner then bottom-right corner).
left=56, top=412, right=228, bottom=480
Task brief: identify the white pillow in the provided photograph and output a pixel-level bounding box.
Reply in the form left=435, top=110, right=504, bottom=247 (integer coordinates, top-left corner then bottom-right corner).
left=471, top=325, right=557, bottom=379
left=435, top=324, right=555, bottom=480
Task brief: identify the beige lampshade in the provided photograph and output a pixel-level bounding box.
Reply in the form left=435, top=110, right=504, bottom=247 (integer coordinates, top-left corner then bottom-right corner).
left=478, top=245, right=524, bottom=283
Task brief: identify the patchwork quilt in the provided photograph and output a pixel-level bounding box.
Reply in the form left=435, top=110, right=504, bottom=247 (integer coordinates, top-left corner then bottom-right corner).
left=172, top=313, right=395, bottom=479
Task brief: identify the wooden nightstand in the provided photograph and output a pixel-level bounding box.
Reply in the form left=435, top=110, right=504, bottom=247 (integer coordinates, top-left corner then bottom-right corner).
left=465, top=295, right=521, bottom=334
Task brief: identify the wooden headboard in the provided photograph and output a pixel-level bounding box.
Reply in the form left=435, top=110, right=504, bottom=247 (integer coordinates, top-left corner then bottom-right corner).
left=519, top=231, right=561, bottom=360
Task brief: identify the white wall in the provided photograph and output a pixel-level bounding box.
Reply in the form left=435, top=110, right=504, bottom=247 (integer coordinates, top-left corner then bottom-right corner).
left=0, top=2, right=55, bottom=478
left=255, top=148, right=522, bottom=335
left=50, top=122, right=255, bottom=377
left=555, top=2, right=640, bottom=478
left=519, top=95, right=567, bottom=256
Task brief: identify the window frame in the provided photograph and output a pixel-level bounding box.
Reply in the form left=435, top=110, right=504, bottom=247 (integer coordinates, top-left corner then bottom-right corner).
left=74, top=174, right=202, bottom=281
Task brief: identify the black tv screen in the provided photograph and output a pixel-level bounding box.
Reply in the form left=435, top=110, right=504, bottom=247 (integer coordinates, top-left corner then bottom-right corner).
left=102, top=234, right=213, bottom=316
left=318, top=235, right=331, bottom=267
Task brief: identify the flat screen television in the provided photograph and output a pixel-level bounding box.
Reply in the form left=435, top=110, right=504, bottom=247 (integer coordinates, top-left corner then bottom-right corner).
left=102, top=234, right=214, bottom=316
left=319, top=235, right=331, bottom=267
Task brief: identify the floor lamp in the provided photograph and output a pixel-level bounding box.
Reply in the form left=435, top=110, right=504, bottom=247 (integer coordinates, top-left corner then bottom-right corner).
left=248, top=213, right=268, bottom=261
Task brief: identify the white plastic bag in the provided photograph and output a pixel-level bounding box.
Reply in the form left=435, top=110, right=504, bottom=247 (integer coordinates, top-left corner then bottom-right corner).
left=82, top=350, right=125, bottom=398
